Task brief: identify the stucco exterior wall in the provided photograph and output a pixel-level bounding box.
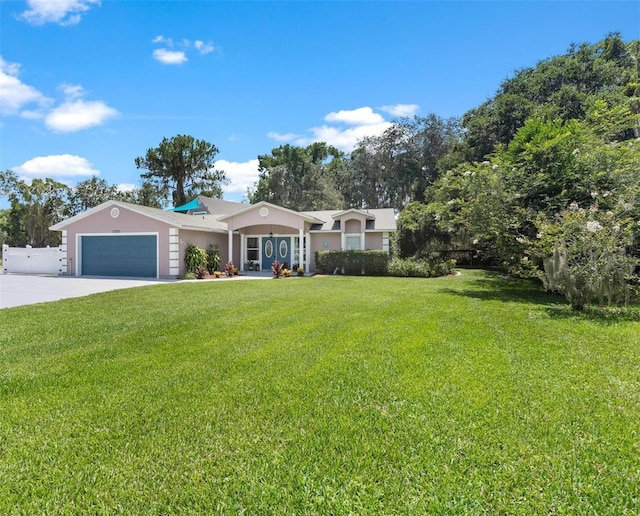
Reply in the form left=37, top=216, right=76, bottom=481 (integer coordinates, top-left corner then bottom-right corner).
left=344, top=218, right=364, bottom=233
left=178, top=230, right=240, bottom=275
left=63, top=205, right=174, bottom=276
left=240, top=224, right=296, bottom=236
left=225, top=207, right=306, bottom=231
left=364, top=232, right=383, bottom=250
left=309, top=232, right=341, bottom=271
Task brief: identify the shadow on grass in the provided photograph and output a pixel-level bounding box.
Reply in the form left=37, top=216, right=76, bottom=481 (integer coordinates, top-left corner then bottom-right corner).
left=439, top=269, right=554, bottom=306
left=545, top=304, right=640, bottom=323
left=442, top=269, right=640, bottom=324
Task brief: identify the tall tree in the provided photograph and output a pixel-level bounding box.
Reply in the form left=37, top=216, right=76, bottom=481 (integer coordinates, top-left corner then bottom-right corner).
left=249, top=143, right=344, bottom=210
left=134, top=135, right=228, bottom=207
left=69, top=176, right=122, bottom=215
left=343, top=115, right=460, bottom=209
left=0, top=171, right=70, bottom=247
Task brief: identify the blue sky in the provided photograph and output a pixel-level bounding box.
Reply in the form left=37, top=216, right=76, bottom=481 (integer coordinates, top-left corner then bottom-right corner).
left=1, top=1, right=638, bottom=207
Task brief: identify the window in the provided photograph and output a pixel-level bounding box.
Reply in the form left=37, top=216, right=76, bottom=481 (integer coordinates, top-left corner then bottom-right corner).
left=246, top=237, right=259, bottom=261
left=345, top=235, right=362, bottom=250
left=293, top=236, right=306, bottom=267
left=265, top=240, right=273, bottom=258
left=279, top=239, right=288, bottom=258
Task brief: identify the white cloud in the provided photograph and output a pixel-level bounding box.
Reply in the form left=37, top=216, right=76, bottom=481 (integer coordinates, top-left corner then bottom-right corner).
left=152, top=35, right=215, bottom=64
left=267, top=131, right=300, bottom=142
left=0, top=56, right=52, bottom=116
left=152, top=35, right=172, bottom=45
left=46, top=98, right=118, bottom=132
left=14, top=154, right=100, bottom=179
left=194, top=40, right=215, bottom=55
left=116, top=183, right=137, bottom=193
left=297, top=122, right=392, bottom=153
left=153, top=48, right=188, bottom=65
left=216, top=159, right=260, bottom=196
left=0, top=59, right=117, bottom=133
left=21, top=0, right=100, bottom=26
left=59, top=83, right=85, bottom=100
left=324, top=107, right=386, bottom=126
left=380, top=104, right=420, bottom=117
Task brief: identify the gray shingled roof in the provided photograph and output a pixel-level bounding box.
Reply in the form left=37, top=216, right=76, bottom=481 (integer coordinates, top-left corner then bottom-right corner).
left=51, top=198, right=396, bottom=233
left=302, top=208, right=397, bottom=232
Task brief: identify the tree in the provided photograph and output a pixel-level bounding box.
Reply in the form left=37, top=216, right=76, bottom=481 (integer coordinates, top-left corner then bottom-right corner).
left=69, top=176, right=122, bottom=215
left=0, top=171, right=70, bottom=247
left=343, top=115, right=460, bottom=210
left=249, top=143, right=345, bottom=210
left=395, top=202, right=451, bottom=259
left=134, top=135, right=228, bottom=207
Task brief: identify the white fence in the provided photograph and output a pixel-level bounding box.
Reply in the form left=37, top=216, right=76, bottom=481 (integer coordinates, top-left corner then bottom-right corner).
left=2, top=244, right=64, bottom=274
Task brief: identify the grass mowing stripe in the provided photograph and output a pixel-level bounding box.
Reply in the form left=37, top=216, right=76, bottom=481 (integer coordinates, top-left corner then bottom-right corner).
left=1, top=270, right=639, bottom=513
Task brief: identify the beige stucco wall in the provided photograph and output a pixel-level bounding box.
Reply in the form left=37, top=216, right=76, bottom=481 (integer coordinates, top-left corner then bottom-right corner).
left=364, top=232, right=383, bottom=250
left=225, top=207, right=306, bottom=231
left=240, top=224, right=297, bottom=236
left=309, top=232, right=341, bottom=270
left=344, top=218, right=363, bottom=233
left=177, top=230, right=238, bottom=276
left=62, top=205, right=175, bottom=276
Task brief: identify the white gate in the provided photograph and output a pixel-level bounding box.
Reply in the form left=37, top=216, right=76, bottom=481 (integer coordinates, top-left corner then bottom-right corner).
left=2, top=245, right=64, bottom=274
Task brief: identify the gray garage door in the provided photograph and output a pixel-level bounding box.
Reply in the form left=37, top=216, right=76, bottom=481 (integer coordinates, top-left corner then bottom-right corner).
left=81, top=235, right=157, bottom=277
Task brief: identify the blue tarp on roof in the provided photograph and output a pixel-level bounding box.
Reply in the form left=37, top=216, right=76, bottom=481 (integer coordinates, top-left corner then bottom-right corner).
left=168, top=198, right=201, bottom=212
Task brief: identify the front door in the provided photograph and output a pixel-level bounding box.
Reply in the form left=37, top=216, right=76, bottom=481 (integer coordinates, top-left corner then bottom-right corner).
left=262, top=236, right=290, bottom=271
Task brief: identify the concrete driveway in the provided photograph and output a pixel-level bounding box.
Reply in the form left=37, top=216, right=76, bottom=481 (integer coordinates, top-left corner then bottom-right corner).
left=0, top=274, right=173, bottom=309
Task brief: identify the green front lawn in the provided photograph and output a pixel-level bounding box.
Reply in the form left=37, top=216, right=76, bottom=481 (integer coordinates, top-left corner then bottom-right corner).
left=1, top=270, right=639, bottom=513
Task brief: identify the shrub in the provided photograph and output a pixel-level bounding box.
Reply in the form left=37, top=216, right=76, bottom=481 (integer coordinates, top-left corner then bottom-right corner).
left=387, top=257, right=456, bottom=278
left=184, top=271, right=197, bottom=280
left=214, top=271, right=222, bottom=278
left=282, top=268, right=291, bottom=277
left=185, top=244, right=208, bottom=273
left=272, top=260, right=284, bottom=278
left=206, top=244, right=220, bottom=274
left=534, top=209, right=637, bottom=310
left=224, top=261, right=235, bottom=277
left=195, top=265, right=209, bottom=279
left=315, top=250, right=389, bottom=275
left=297, top=267, right=305, bottom=277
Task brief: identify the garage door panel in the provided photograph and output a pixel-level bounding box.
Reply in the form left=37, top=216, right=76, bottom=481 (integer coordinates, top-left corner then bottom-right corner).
left=82, top=235, right=157, bottom=277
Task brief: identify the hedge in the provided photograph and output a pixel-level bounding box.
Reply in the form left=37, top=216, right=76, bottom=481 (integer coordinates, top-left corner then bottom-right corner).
left=315, top=250, right=389, bottom=276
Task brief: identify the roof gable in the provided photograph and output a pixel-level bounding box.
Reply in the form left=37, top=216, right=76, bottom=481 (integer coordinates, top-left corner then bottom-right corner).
left=50, top=200, right=227, bottom=232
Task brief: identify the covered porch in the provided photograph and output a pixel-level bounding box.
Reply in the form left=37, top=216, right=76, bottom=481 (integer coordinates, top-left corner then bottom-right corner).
left=218, top=202, right=323, bottom=274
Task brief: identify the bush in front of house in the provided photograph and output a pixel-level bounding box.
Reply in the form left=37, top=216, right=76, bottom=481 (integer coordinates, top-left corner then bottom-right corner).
left=315, top=250, right=455, bottom=278
left=185, top=244, right=208, bottom=273
left=315, top=250, right=390, bottom=276
left=387, top=257, right=456, bottom=278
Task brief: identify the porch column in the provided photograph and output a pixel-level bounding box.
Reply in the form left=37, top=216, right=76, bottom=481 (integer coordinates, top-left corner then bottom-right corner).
left=228, top=230, right=233, bottom=266
left=305, top=231, right=311, bottom=273
left=240, top=234, right=245, bottom=272
left=298, top=228, right=304, bottom=271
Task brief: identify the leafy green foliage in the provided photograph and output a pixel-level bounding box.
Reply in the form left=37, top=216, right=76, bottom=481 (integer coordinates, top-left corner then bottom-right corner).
left=0, top=170, right=70, bottom=247
left=460, top=33, right=639, bottom=162
left=396, top=201, right=451, bottom=259
left=533, top=209, right=637, bottom=310
left=184, top=244, right=208, bottom=273
left=206, top=244, right=220, bottom=273
left=249, top=143, right=345, bottom=211
left=315, top=250, right=390, bottom=275
left=387, top=257, right=456, bottom=277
